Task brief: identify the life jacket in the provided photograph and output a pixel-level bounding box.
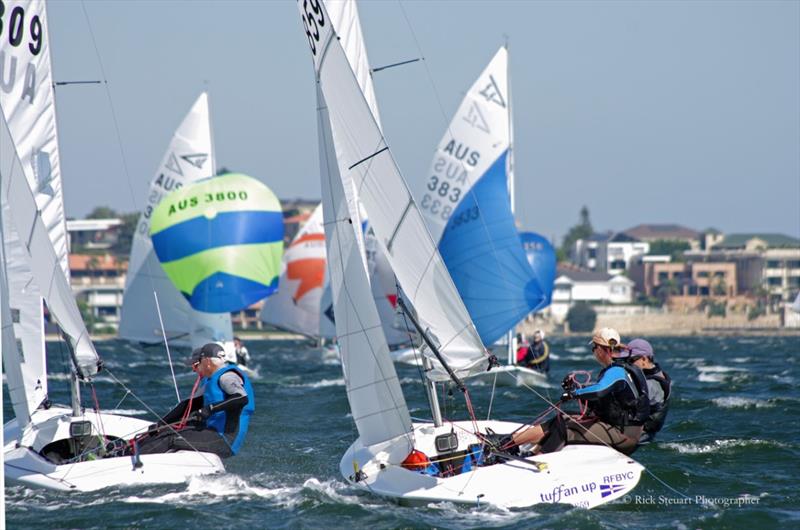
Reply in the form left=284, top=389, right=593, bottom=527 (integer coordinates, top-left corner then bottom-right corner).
left=588, top=362, right=650, bottom=428
left=642, top=363, right=672, bottom=437
left=401, top=449, right=439, bottom=476
left=516, top=343, right=530, bottom=363
left=203, top=365, right=255, bottom=455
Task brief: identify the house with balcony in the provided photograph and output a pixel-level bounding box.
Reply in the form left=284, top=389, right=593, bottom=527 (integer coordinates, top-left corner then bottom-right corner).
left=69, top=254, right=127, bottom=329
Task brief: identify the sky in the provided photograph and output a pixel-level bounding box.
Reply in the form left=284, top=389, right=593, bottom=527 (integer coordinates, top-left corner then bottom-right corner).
left=46, top=0, right=799, bottom=244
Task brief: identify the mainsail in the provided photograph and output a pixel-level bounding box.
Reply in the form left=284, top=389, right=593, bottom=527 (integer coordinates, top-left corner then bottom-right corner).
left=300, top=0, right=488, bottom=379
left=410, top=47, right=546, bottom=346
left=0, top=0, right=70, bottom=425
left=119, top=93, right=234, bottom=347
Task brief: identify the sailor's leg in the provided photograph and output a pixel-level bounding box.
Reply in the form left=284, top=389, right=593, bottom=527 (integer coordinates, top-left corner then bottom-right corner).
left=170, top=429, right=234, bottom=458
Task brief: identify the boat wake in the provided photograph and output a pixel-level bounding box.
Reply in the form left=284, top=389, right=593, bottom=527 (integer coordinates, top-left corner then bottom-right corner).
left=662, top=438, right=785, bottom=454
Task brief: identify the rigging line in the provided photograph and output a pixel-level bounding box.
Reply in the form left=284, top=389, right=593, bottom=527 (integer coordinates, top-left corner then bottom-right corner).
left=153, top=292, right=180, bottom=402
left=486, top=372, right=498, bottom=420
left=79, top=1, right=174, bottom=354
left=100, top=366, right=218, bottom=467
left=371, top=57, right=421, bottom=73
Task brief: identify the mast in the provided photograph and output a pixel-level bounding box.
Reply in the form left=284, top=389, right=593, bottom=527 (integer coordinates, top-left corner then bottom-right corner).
left=505, top=38, right=517, bottom=366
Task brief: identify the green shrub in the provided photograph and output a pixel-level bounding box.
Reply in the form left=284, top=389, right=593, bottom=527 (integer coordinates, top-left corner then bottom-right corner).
left=567, top=302, right=597, bottom=332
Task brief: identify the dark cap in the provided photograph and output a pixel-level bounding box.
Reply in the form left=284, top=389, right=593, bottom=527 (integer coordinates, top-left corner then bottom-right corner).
left=188, top=342, right=226, bottom=365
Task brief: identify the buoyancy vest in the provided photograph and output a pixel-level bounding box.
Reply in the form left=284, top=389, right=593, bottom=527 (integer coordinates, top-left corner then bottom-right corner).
left=588, top=362, right=650, bottom=428
left=203, top=365, right=255, bottom=454
left=642, top=363, right=672, bottom=436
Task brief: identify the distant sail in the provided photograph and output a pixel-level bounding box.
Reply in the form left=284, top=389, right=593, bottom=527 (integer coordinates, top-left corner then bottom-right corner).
left=119, top=93, right=233, bottom=347
left=411, top=47, right=546, bottom=345
left=149, top=173, right=284, bottom=313
left=519, top=232, right=557, bottom=307
left=260, top=204, right=334, bottom=338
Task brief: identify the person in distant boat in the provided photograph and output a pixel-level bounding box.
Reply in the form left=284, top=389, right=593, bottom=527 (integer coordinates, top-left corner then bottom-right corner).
left=234, top=336, right=251, bottom=367
left=617, top=338, right=672, bottom=444
left=518, top=330, right=550, bottom=373
left=489, top=328, right=649, bottom=456
left=135, top=343, right=255, bottom=459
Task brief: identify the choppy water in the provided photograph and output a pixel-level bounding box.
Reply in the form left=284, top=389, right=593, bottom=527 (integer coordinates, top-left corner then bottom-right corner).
left=4, top=335, right=799, bottom=529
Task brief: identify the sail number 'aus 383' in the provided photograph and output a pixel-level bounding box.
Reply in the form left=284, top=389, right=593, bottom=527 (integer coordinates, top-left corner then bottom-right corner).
left=299, top=0, right=325, bottom=56
left=0, top=1, right=43, bottom=56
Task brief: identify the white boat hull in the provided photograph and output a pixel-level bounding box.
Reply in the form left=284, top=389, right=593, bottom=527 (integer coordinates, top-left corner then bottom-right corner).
left=4, top=406, right=224, bottom=492
left=472, top=365, right=549, bottom=388
left=340, top=420, right=643, bottom=509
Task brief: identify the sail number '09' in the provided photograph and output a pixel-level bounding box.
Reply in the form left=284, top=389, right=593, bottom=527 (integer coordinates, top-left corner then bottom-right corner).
left=0, top=1, right=43, bottom=56
left=300, top=0, right=325, bottom=56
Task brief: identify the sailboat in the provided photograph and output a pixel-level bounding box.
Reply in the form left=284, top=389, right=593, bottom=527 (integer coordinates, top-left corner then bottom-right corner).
left=297, top=0, right=643, bottom=508
left=119, top=93, right=235, bottom=354
left=2, top=0, right=222, bottom=491
left=392, top=46, right=553, bottom=388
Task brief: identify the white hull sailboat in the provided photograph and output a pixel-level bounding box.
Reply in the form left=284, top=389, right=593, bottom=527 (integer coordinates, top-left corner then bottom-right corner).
left=297, top=0, right=643, bottom=509
left=3, top=407, right=222, bottom=492
left=1, top=0, right=222, bottom=491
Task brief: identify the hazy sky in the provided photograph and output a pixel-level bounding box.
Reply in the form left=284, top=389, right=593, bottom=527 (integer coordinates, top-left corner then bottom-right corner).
left=47, top=0, right=799, bottom=243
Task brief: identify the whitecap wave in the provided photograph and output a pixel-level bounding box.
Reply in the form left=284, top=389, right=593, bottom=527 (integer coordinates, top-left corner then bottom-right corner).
left=103, top=408, right=149, bottom=416
left=122, top=474, right=291, bottom=505
left=712, top=397, right=773, bottom=409
left=662, top=438, right=783, bottom=454
left=289, top=378, right=345, bottom=389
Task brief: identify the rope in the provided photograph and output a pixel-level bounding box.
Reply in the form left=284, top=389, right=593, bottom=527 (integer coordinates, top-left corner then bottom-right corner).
left=176, top=375, right=203, bottom=430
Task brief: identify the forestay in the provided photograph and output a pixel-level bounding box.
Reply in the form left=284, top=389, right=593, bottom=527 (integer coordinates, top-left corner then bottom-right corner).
left=299, top=0, right=488, bottom=379
left=119, top=93, right=233, bottom=347
left=0, top=111, right=99, bottom=380
left=411, top=47, right=546, bottom=345
left=0, top=0, right=67, bottom=424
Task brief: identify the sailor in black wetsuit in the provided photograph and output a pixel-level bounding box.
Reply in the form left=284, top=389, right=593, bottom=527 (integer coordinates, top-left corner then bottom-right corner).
left=519, top=330, right=550, bottom=373
left=619, top=338, right=672, bottom=444
left=496, top=328, right=649, bottom=456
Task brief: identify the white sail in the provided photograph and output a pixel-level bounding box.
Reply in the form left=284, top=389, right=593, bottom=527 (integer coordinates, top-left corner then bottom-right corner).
left=260, top=204, right=333, bottom=338
left=300, top=0, right=488, bottom=380
left=318, top=85, right=413, bottom=451
left=364, top=225, right=409, bottom=347
left=119, top=93, right=233, bottom=348
left=0, top=0, right=68, bottom=424
left=1, top=111, right=99, bottom=379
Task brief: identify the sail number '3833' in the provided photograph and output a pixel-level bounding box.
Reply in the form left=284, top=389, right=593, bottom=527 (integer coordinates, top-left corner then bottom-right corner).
left=299, top=0, right=325, bottom=56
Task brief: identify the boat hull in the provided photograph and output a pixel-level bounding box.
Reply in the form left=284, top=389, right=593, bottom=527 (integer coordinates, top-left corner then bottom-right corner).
left=340, top=420, right=643, bottom=509
left=4, top=406, right=224, bottom=492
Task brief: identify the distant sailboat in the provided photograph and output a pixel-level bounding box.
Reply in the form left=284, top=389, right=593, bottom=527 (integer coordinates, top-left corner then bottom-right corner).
left=119, top=93, right=235, bottom=352
left=297, top=0, right=642, bottom=508
left=2, top=1, right=222, bottom=490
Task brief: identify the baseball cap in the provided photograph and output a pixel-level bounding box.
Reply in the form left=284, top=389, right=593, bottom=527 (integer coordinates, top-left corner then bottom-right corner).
left=589, top=327, right=623, bottom=349
left=188, top=342, right=226, bottom=365
left=618, top=338, right=654, bottom=359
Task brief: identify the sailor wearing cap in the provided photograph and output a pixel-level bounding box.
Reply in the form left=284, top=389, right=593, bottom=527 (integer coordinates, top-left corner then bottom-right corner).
left=617, top=338, right=672, bottom=444
left=494, top=328, right=650, bottom=456
left=137, top=343, right=255, bottom=458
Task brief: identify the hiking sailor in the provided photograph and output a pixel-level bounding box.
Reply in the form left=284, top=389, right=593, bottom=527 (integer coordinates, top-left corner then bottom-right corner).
left=619, top=338, right=672, bottom=444
left=136, top=343, right=255, bottom=458
left=234, top=336, right=251, bottom=367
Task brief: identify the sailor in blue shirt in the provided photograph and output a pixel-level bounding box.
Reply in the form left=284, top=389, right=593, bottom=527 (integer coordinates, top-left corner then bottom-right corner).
left=494, top=328, right=649, bottom=456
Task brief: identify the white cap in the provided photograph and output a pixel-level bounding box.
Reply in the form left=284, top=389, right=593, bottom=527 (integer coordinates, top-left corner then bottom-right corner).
left=589, top=327, right=623, bottom=349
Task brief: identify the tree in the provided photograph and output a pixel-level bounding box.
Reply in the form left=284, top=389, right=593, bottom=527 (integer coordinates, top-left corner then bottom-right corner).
left=111, top=212, right=140, bottom=257
left=566, top=302, right=597, bottom=332
left=560, top=206, right=593, bottom=260
left=86, top=206, right=119, bottom=219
